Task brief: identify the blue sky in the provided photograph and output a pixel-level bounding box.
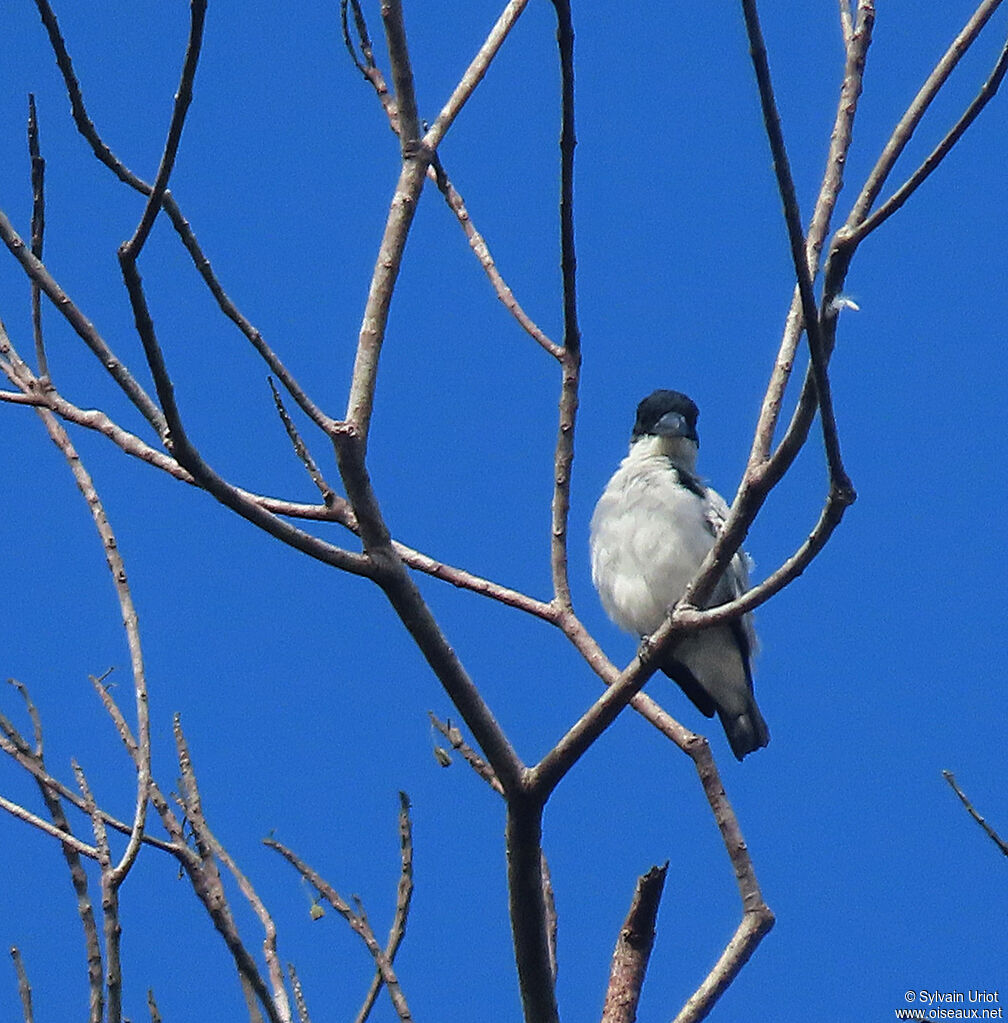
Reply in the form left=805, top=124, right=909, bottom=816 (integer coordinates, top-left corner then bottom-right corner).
left=1, top=3, right=1005, bottom=1020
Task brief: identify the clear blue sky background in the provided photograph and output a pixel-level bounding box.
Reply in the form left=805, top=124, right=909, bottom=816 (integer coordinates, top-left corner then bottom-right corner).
left=1, top=3, right=1005, bottom=1020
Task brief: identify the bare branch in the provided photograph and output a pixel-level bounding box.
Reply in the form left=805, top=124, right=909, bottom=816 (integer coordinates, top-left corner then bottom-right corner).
left=30, top=407, right=152, bottom=889
left=847, top=0, right=1005, bottom=228
left=5, top=679, right=44, bottom=755
left=268, top=378, right=338, bottom=505
left=0, top=210, right=166, bottom=433
left=344, top=6, right=560, bottom=361
left=600, top=864, right=668, bottom=1023
left=838, top=0, right=854, bottom=47
left=0, top=350, right=558, bottom=620
left=614, top=1, right=876, bottom=714
left=943, top=770, right=1008, bottom=858
left=117, top=248, right=372, bottom=574
left=120, top=0, right=207, bottom=259
left=344, top=0, right=430, bottom=442
left=506, top=798, right=558, bottom=1023
left=529, top=0, right=873, bottom=782
left=333, top=421, right=527, bottom=796
left=147, top=989, right=162, bottom=1023
left=672, top=489, right=852, bottom=629
left=83, top=695, right=280, bottom=1022
left=749, top=0, right=1005, bottom=576
left=0, top=791, right=99, bottom=859
left=428, top=713, right=504, bottom=795
left=207, top=834, right=292, bottom=1021
left=354, top=792, right=414, bottom=1023
left=32, top=0, right=148, bottom=188
left=342, top=0, right=384, bottom=82
left=9, top=948, right=33, bottom=1023
left=162, top=191, right=339, bottom=435
left=739, top=0, right=853, bottom=496
left=748, top=0, right=874, bottom=465
left=288, top=964, right=312, bottom=1023
left=425, top=0, right=531, bottom=149
left=172, top=719, right=292, bottom=1022
left=73, top=759, right=130, bottom=1023
left=429, top=157, right=563, bottom=358
left=265, top=837, right=413, bottom=1022
left=672, top=909, right=775, bottom=1023
left=2, top=681, right=104, bottom=1021
left=428, top=713, right=559, bottom=991
left=0, top=684, right=174, bottom=860
left=32, top=0, right=335, bottom=436
left=528, top=635, right=774, bottom=1021
left=548, top=0, right=582, bottom=613
left=847, top=30, right=1008, bottom=246
left=26, top=95, right=48, bottom=381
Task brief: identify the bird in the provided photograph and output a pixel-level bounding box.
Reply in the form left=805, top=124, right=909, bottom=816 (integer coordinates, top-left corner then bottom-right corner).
left=589, top=389, right=769, bottom=760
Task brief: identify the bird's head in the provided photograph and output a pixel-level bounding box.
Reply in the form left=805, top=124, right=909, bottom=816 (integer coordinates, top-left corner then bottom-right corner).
left=630, top=389, right=700, bottom=471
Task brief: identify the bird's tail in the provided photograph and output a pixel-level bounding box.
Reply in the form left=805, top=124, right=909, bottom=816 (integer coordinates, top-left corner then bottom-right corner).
left=718, top=697, right=770, bottom=762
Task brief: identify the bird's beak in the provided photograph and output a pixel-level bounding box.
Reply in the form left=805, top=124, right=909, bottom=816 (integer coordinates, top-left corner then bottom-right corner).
left=653, top=410, right=698, bottom=443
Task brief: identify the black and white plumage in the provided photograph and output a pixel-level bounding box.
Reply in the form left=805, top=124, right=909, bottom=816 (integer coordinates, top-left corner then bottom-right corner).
left=590, top=389, right=769, bottom=761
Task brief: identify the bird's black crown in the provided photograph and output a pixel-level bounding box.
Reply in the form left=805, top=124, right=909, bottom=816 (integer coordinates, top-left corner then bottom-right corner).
left=632, top=389, right=699, bottom=441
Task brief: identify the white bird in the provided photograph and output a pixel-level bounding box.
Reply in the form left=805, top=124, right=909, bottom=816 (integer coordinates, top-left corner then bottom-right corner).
left=590, top=389, right=769, bottom=760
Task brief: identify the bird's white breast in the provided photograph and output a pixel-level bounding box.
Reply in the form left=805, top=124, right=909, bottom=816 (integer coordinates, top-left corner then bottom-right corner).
left=590, top=453, right=718, bottom=636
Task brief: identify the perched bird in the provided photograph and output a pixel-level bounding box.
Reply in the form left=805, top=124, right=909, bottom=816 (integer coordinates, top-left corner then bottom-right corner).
left=590, top=389, right=769, bottom=760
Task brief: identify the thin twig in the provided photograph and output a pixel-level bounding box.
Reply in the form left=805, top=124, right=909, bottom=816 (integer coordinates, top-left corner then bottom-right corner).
left=942, top=770, right=1008, bottom=857
left=27, top=95, right=48, bottom=381
left=344, top=3, right=559, bottom=360
left=342, top=0, right=382, bottom=80
left=118, top=243, right=373, bottom=575
left=120, top=0, right=207, bottom=259
left=5, top=679, right=43, bottom=753
left=268, top=378, right=338, bottom=505
left=73, top=759, right=127, bottom=1023
left=32, top=0, right=335, bottom=435
left=147, top=989, right=162, bottom=1023
left=94, top=696, right=282, bottom=1023
left=428, top=713, right=504, bottom=795
left=163, top=191, right=338, bottom=434
left=548, top=0, right=582, bottom=614
left=429, top=157, right=562, bottom=358
left=265, top=838, right=413, bottom=1022
left=0, top=791, right=99, bottom=858
left=174, top=719, right=293, bottom=1022
left=343, top=0, right=430, bottom=442
left=0, top=701, right=174, bottom=855
left=672, top=909, right=775, bottom=1023
left=0, top=209, right=166, bottom=433
left=33, top=0, right=146, bottom=189
left=671, top=490, right=852, bottom=629
left=847, top=29, right=1008, bottom=246
left=10, top=947, right=33, bottom=1023
left=749, top=0, right=874, bottom=466
left=847, top=0, right=1004, bottom=228
left=31, top=406, right=152, bottom=890
left=424, top=0, right=531, bottom=149
left=3, top=682, right=104, bottom=1021
left=288, top=964, right=312, bottom=1023
left=739, top=0, right=853, bottom=496
left=354, top=792, right=414, bottom=1023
